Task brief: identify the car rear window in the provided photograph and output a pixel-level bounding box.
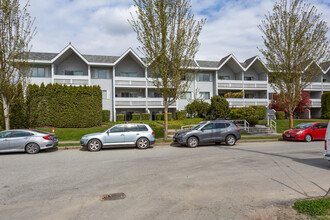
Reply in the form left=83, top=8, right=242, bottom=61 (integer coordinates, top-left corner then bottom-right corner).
left=12, top=131, right=32, bottom=137
left=318, top=123, right=328, bottom=129
left=215, top=123, right=226, bottom=128
left=126, top=125, right=139, bottom=132
left=138, top=125, right=148, bottom=131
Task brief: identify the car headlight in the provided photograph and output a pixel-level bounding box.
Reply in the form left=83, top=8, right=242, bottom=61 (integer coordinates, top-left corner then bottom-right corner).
left=296, top=131, right=303, bottom=134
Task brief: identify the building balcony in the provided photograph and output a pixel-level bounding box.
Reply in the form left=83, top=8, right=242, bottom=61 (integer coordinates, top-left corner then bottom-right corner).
left=115, top=77, right=146, bottom=87
left=243, top=81, right=268, bottom=90
left=305, top=82, right=322, bottom=90
left=115, top=97, right=147, bottom=107
left=226, top=98, right=268, bottom=107
left=323, top=82, right=330, bottom=91
left=148, top=98, right=176, bottom=108
left=53, top=75, right=89, bottom=85
left=310, top=99, right=321, bottom=108
left=218, top=80, right=243, bottom=89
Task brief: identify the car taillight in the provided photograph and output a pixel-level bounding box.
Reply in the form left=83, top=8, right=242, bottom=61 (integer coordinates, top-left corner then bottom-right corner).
left=235, top=126, right=239, bottom=130
left=325, top=140, right=327, bottom=150
left=152, top=132, right=155, bottom=136
left=43, top=135, right=53, bottom=140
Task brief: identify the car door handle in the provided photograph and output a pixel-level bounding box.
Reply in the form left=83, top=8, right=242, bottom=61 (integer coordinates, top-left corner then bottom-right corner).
left=120, top=134, right=125, bottom=136
left=136, top=133, right=140, bottom=135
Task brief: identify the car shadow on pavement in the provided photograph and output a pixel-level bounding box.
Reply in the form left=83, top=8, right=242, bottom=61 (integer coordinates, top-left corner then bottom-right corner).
left=216, top=145, right=330, bottom=170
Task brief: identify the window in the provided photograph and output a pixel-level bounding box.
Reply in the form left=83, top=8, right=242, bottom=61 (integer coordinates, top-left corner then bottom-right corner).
left=11, top=131, right=31, bottom=137
left=65, top=70, right=84, bottom=76
left=119, top=92, right=138, bottom=98
left=96, top=70, right=108, bottom=79
left=198, top=73, right=210, bottom=81
left=203, top=123, right=214, bottom=130
left=126, top=125, right=139, bottom=132
left=149, top=91, right=162, bottom=98
left=0, top=131, right=11, bottom=139
left=315, top=123, right=327, bottom=129
left=181, top=92, right=192, bottom=99
left=199, top=92, right=210, bottom=99
left=183, top=73, right=193, bottom=81
left=102, top=90, right=108, bottom=99
left=244, top=76, right=254, bottom=81
left=215, top=123, right=226, bottom=129
left=120, top=72, right=138, bottom=77
left=245, top=94, right=255, bottom=99
left=138, top=125, right=149, bottom=131
left=110, top=125, right=125, bottom=133
left=31, top=67, right=45, bottom=77
left=219, top=76, right=230, bottom=80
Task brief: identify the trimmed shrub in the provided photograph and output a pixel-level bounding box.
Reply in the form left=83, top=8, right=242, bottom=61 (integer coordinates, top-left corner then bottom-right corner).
left=102, top=110, right=110, bottom=122
left=26, top=83, right=102, bottom=128
left=251, top=105, right=267, bottom=120
left=131, top=113, right=140, bottom=121
left=116, top=114, right=125, bottom=121
left=168, top=113, right=172, bottom=121
left=176, top=111, right=186, bottom=120
left=156, top=113, right=164, bottom=120
left=142, top=113, right=150, bottom=120
left=321, top=92, right=330, bottom=119
left=210, top=95, right=230, bottom=119
left=230, top=107, right=258, bottom=126
left=185, top=100, right=210, bottom=118
left=276, top=111, right=285, bottom=120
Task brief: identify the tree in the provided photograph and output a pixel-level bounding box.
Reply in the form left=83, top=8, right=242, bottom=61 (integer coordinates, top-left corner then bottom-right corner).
left=270, top=92, right=311, bottom=117
left=0, top=0, right=36, bottom=129
left=185, top=99, right=210, bottom=118
left=129, top=0, right=205, bottom=140
left=209, top=95, right=230, bottom=119
left=258, top=0, right=329, bottom=128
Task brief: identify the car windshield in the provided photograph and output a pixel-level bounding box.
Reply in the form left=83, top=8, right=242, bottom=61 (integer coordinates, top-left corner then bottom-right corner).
left=293, top=123, right=314, bottom=129
left=191, top=122, right=207, bottom=130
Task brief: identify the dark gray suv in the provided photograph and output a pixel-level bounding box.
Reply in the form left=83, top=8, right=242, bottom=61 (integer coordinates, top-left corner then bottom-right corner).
left=173, top=120, right=241, bottom=147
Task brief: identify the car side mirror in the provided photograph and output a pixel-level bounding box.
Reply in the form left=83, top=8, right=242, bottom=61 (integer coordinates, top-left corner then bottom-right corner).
left=106, top=130, right=110, bottom=135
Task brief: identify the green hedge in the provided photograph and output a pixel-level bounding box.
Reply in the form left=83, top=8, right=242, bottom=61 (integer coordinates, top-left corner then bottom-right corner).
left=142, top=113, right=150, bottom=120
left=26, top=83, right=102, bottom=128
left=176, top=111, right=186, bottom=120
left=116, top=114, right=125, bottom=121
left=251, top=105, right=267, bottom=120
left=276, top=111, right=285, bottom=120
left=321, top=92, right=330, bottom=119
left=131, top=113, right=140, bottom=121
left=210, top=95, right=230, bottom=119
left=156, top=113, right=172, bottom=121
left=102, top=110, right=110, bottom=122
left=230, top=107, right=258, bottom=126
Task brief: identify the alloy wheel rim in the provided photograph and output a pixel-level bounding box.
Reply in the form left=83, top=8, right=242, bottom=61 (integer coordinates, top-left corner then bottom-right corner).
left=306, top=135, right=311, bottom=142
left=27, top=144, right=38, bottom=153
left=139, top=139, right=148, bottom=148
left=189, top=138, right=197, bottom=147
left=90, top=141, right=100, bottom=150
left=228, top=137, right=235, bottom=145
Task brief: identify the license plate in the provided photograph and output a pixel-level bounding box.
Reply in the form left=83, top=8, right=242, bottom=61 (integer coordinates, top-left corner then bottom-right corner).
left=286, top=135, right=290, bottom=137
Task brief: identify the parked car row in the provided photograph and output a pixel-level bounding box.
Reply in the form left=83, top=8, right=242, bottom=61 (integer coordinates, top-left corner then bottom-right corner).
left=0, top=120, right=329, bottom=163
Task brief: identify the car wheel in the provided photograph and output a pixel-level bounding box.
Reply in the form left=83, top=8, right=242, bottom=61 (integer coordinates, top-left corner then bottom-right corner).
left=25, top=143, right=40, bottom=154
left=304, top=134, right=312, bottom=142
left=187, top=136, right=198, bottom=148
left=215, top=142, right=221, bottom=145
left=87, top=139, right=102, bottom=151
left=137, top=137, right=150, bottom=149
left=225, top=135, right=236, bottom=146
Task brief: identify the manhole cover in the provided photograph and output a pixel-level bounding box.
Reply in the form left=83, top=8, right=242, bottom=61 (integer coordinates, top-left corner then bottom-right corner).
left=100, top=193, right=126, bottom=201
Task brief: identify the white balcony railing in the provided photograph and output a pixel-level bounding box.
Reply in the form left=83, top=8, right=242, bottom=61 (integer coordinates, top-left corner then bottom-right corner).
left=243, top=80, right=268, bottom=89
left=115, top=77, right=146, bottom=87
left=323, top=83, right=330, bottom=91
left=310, top=99, right=321, bottom=108
left=226, top=98, right=268, bottom=107
left=305, top=82, right=322, bottom=90
left=218, top=80, right=243, bottom=89
left=115, top=97, right=176, bottom=107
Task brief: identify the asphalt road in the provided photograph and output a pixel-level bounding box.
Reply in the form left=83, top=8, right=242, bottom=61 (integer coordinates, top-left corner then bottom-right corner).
left=0, top=141, right=329, bottom=220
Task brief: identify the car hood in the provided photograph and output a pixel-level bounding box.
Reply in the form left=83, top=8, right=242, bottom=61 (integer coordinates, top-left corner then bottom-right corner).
left=82, top=132, right=104, bottom=138
left=285, top=129, right=304, bottom=133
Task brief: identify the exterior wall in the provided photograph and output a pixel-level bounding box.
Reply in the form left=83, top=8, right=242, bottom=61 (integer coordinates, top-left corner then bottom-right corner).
left=115, top=55, right=144, bottom=77
left=218, top=65, right=237, bottom=80
left=56, top=53, right=88, bottom=75
left=29, top=77, right=52, bottom=86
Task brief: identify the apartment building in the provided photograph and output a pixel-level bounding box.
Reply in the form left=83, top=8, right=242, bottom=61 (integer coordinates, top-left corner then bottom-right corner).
left=27, top=44, right=330, bottom=121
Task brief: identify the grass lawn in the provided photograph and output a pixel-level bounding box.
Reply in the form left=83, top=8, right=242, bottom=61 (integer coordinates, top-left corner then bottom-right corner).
left=259, top=119, right=330, bottom=133
left=293, top=197, right=330, bottom=218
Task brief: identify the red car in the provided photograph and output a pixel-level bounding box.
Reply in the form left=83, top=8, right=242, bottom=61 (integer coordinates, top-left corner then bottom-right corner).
left=282, top=122, right=328, bottom=142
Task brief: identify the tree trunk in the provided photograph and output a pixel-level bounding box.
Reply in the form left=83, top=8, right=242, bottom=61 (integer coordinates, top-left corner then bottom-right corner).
left=164, top=107, right=168, bottom=141
left=1, top=94, right=10, bottom=130
left=289, top=112, right=294, bottom=129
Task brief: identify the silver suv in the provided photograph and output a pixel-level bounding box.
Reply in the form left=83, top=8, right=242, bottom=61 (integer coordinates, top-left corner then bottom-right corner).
left=173, top=120, right=241, bottom=147
left=80, top=123, right=155, bottom=151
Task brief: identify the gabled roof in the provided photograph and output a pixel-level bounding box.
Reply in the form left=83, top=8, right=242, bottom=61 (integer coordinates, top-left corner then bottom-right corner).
left=320, top=61, right=330, bottom=73
left=196, top=60, right=219, bottom=68
left=28, top=52, right=57, bottom=61
left=243, top=56, right=258, bottom=68
left=218, top=54, right=231, bottom=67
left=114, top=48, right=146, bottom=67
left=82, top=55, right=120, bottom=64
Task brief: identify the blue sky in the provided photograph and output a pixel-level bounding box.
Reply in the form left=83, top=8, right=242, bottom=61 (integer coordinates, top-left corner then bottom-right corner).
left=27, top=0, right=330, bottom=61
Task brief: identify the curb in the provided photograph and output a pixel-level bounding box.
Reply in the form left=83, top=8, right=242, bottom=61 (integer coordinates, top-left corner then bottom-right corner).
left=57, top=139, right=282, bottom=150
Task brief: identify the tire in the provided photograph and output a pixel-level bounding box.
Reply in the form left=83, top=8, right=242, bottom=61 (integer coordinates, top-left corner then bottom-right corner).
left=87, top=139, right=102, bottom=152
left=136, top=137, right=150, bottom=149
left=187, top=136, right=198, bottom=148
left=25, top=143, right=40, bottom=154
left=304, top=134, right=312, bottom=142
left=225, top=135, right=236, bottom=146
left=215, top=142, right=221, bottom=145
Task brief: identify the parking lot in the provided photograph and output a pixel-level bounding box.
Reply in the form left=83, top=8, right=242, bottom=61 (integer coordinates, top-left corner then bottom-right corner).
left=0, top=141, right=329, bottom=220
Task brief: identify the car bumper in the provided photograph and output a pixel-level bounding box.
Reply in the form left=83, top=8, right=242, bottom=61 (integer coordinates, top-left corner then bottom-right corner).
left=40, top=140, right=58, bottom=150
left=173, top=136, right=186, bottom=144
left=282, top=134, right=304, bottom=140
left=324, top=152, right=330, bottom=161
left=80, top=139, right=88, bottom=146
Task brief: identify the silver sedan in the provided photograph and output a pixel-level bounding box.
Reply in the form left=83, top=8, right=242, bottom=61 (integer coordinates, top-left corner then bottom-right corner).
left=0, top=129, right=58, bottom=154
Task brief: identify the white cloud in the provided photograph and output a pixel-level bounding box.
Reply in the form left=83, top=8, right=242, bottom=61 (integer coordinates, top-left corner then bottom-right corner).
left=28, top=0, right=330, bottom=62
